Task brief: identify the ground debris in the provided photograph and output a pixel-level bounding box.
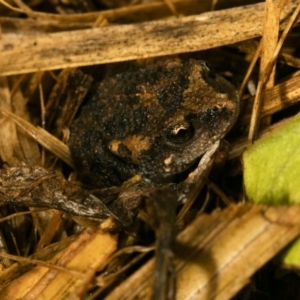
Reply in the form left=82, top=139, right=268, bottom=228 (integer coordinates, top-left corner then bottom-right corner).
left=0, top=166, right=113, bottom=220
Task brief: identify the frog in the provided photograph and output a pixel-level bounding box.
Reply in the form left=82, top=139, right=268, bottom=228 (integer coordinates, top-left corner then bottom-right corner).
left=69, top=58, right=239, bottom=188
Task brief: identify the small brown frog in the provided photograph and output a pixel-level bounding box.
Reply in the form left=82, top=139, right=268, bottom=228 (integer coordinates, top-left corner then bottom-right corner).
left=69, top=58, right=239, bottom=188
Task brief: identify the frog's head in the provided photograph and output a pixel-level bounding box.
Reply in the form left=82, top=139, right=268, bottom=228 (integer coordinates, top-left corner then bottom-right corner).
left=108, top=60, right=239, bottom=180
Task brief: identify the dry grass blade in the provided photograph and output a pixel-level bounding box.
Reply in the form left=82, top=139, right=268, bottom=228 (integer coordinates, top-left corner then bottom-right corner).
left=0, top=219, right=117, bottom=300
left=232, top=69, right=300, bottom=158
left=260, top=0, right=280, bottom=88
left=0, top=235, right=78, bottom=288
left=248, top=2, right=300, bottom=143
left=0, top=0, right=206, bottom=23
left=0, top=108, right=74, bottom=168
left=280, top=52, right=300, bottom=68
left=105, top=203, right=300, bottom=300
left=239, top=70, right=300, bottom=126
left=0, top=252, right=85, bottom=280
left=238, top=41, right=262, bottom=99
left=0, top=77, right=26, bottom=165
left=1, top=1, right=299, bottom=75
left=0, top=0, right=24, bottom=13
left=176, top=141, right=219, bottom=224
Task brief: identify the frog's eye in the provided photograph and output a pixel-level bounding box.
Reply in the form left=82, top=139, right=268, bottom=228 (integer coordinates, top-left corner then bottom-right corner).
left=166, top=122, right=195, bottom=144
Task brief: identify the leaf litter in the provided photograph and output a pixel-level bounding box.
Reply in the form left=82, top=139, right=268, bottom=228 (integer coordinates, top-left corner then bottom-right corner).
left=1, top=0, right=300, bottom=299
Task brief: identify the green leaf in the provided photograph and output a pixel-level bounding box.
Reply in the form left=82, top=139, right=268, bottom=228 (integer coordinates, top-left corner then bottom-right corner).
left=279, top=237, right=300, bottom=267
left=243, top=112, right=300, bottom=268
left=243, top=112, right=300, bottom=205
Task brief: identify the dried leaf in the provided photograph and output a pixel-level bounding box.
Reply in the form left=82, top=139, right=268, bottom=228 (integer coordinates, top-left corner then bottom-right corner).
left=1, top=1, right=299, bottom=75
left=105, top=203, right=300, bottom=300
left=0, top=220, right=117, bottom=300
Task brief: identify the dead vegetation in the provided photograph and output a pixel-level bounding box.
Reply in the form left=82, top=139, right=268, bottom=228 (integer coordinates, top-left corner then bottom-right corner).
left=0, top=0, right=300, bottom=299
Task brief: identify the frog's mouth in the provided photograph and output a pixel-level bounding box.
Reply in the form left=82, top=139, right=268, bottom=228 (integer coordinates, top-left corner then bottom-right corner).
left=146, top=155, right=202, bottom=184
